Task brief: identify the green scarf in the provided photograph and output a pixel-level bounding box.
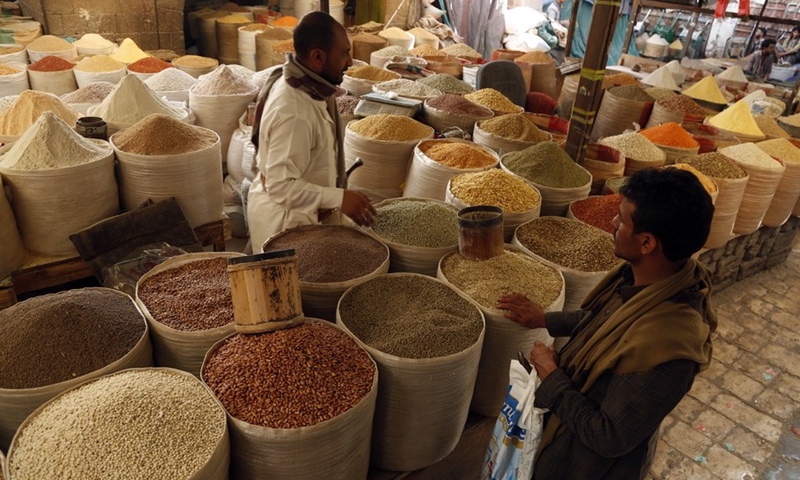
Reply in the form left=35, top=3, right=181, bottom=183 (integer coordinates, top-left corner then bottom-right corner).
left=536, top=259, right=717, bottom=457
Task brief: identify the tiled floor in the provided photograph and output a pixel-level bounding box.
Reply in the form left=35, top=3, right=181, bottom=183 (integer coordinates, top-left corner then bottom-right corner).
left=647, top=238, right=800, bottom=480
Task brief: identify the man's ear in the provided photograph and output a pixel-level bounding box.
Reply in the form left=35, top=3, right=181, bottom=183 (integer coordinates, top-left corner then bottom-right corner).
left=309, top=48, right=326, bottom=68
left=640, top=232, right=658, bottom=255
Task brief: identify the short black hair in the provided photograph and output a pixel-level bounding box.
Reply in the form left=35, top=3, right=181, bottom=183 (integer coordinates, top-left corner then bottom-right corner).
left=620, top=168, right=714, bottom=261
left=294, top=11, right=342, bottom=60
left=757, top=27, right=767, bottom=35
left=762, top=38, right=777, bottom=49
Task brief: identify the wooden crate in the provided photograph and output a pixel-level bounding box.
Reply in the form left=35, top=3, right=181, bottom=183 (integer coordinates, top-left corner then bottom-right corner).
left=0, top=215, right=231, bottom=311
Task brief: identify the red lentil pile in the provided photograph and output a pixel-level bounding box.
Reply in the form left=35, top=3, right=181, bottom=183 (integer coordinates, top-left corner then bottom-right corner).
left=28, top=55, right=75, bottom=72
left=570, top=194, right=623, bottom=234
left=127, top=57, right=174, bottom=74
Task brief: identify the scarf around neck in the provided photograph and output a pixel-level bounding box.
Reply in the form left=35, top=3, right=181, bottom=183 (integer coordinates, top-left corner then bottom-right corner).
left=536, top=259, right=717, bottom=458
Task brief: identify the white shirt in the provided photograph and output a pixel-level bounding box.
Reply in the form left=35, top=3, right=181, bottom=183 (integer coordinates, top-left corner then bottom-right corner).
left=247, top=76, right=344, bottom=251
left=546, top=1, right=562, bottom=22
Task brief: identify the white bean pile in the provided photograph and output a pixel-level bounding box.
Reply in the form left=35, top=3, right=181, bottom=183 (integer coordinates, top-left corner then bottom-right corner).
left=8, top=369, right=226, bottom=480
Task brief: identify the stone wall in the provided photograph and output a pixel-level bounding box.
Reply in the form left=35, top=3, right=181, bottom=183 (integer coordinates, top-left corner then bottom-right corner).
left=699, top=216, right=800, bottom=292
left=18, top=0, right=186, bottom=54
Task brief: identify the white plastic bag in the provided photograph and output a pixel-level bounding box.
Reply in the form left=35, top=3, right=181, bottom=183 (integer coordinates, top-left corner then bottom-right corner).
left=482, top=359, right=546, bottom=480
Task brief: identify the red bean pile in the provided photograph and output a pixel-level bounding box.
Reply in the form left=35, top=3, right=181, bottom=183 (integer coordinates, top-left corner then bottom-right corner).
left=203, top=321, right=375, bottom=428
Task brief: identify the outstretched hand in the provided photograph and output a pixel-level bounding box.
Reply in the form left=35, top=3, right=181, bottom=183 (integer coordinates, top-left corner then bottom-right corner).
left=498, top=293, right=546, bottom=329
left=341, top=189, right=377, bottom=227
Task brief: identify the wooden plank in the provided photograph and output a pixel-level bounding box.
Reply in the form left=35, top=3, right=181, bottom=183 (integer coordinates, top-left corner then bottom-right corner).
left=565, top=0, right=624, bottom=162
left=11, top=257, right=94, bottom=295
left=7, top=216, right=232, bottom=296
left=0, top=278, right=16, bottom=311
left=367, top=415, right=494, bottom=480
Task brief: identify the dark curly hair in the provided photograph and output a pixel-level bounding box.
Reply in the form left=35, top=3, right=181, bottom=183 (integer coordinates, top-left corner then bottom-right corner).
left=620, top=168, right=714, bottom=261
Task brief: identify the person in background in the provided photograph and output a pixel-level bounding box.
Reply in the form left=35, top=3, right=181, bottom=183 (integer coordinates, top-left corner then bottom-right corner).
left=744, top=26, right=767, bottom=57
left=498, top=168, right=716, bottom=480
left=745, top=39, right=778, bottom=81
left=546, top=0, right=570, bottom=27
left=247, top=12, right=376, bottom=251
left=778, top=26, right=800, bottom=63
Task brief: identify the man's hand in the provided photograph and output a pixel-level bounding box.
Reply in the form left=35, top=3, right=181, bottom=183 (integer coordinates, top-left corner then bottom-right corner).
left=530, top=341, right=559, bottom=380
left=498, top=293, right=546, bottom=329
left=341, top=189, right=377, bottom=227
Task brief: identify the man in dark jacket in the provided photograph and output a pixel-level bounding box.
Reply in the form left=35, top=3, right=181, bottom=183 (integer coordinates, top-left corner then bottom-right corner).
left=499, top=167, right=716, bottom=480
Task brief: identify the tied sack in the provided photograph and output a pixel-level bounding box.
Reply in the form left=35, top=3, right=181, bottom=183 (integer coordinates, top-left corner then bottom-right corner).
left=482, top=358, right=546, bottom=480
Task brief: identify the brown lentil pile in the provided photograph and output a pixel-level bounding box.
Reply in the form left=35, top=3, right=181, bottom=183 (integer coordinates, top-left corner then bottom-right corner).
left=599, top=132, right=664, bottom=162
left=644, top=87, right=678, bottom=101
left=0, top=289, right=145, bottom=389
left=0, top=64, right=20, bottom=75
left=450, top=169, right=541, bottom=213
left=417, top=74, right=474, bottom=94
left=410, top=44, right=441, bottom=56
left=61, top=81, right=116, bottom=104
left=754, top=115, right=791, bottom=138
left=265, top=226, right=387, bottom=282
left=756, top=138, right=800, bottom=164
left=440, top=43, right=482, bottom=58
left=441, top=250, right=562, bottom=310
left=137, top=257, right=234, bottom=331
left=515, top=51, right=555, bottom=64
left=112, top=113, right=218, bottom=155
left=465, top=88, right=521, bottom=114
left=681, top=152, right=747, bottom=179
left=570, top=194, right=623, bottom=234
left=427, top=93, right=491, bottom=116
left=28, top=55, right=74, bottom=72
left=240, top=23, right=272, bottom=32
left=339, top=275, right=483, bottom=358
left=27, top=35, right=72, bottom=52
left=419, top=140, right=497, bottom=169
left=9, top=370, right=227, bottom=480
left=346, top=65, right=399, bottom=82
left=337, top=95, right=360, bottom=115
left=608, top=85, right=654, bottom=102
left=503, top=141, right=591, bottom=188
left=657, top=95, right=708, bottom=116
left=73, top=55, right=125, bottom=72
left=601, top=73, right=639, bottom=89
left=0, top=45, right=24, bottom=54
left=273, top=39, right=295, bottom=54
left=661, top=164, right=718, bottom=194
left=372, top=199, right=459, bottom=248
left=203, top=322, right=375, bottom=428
left=172, top=55, right=218, bottom=69
left=516, top=217, right=621, bottom=272
left=349, top=113, right=432, bottom=141
left=478, top=114, right=549, bottom=142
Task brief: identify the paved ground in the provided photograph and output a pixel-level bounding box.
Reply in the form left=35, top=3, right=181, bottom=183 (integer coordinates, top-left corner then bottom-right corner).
left=647, top=238, right=800, bottom=480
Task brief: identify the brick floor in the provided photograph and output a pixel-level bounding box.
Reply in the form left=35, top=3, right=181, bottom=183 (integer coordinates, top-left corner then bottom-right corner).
left=647, top=239, right=800, bottom=480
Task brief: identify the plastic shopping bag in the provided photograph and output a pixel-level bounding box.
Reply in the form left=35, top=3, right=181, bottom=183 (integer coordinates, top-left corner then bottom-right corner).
left=481, top=358, right=546, bottom=480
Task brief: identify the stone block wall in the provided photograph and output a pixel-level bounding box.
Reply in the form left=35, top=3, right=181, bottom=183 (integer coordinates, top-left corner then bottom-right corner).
left=18, top=0, right=186, bottom=54
left=699, top=216, right=800, bottom=292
